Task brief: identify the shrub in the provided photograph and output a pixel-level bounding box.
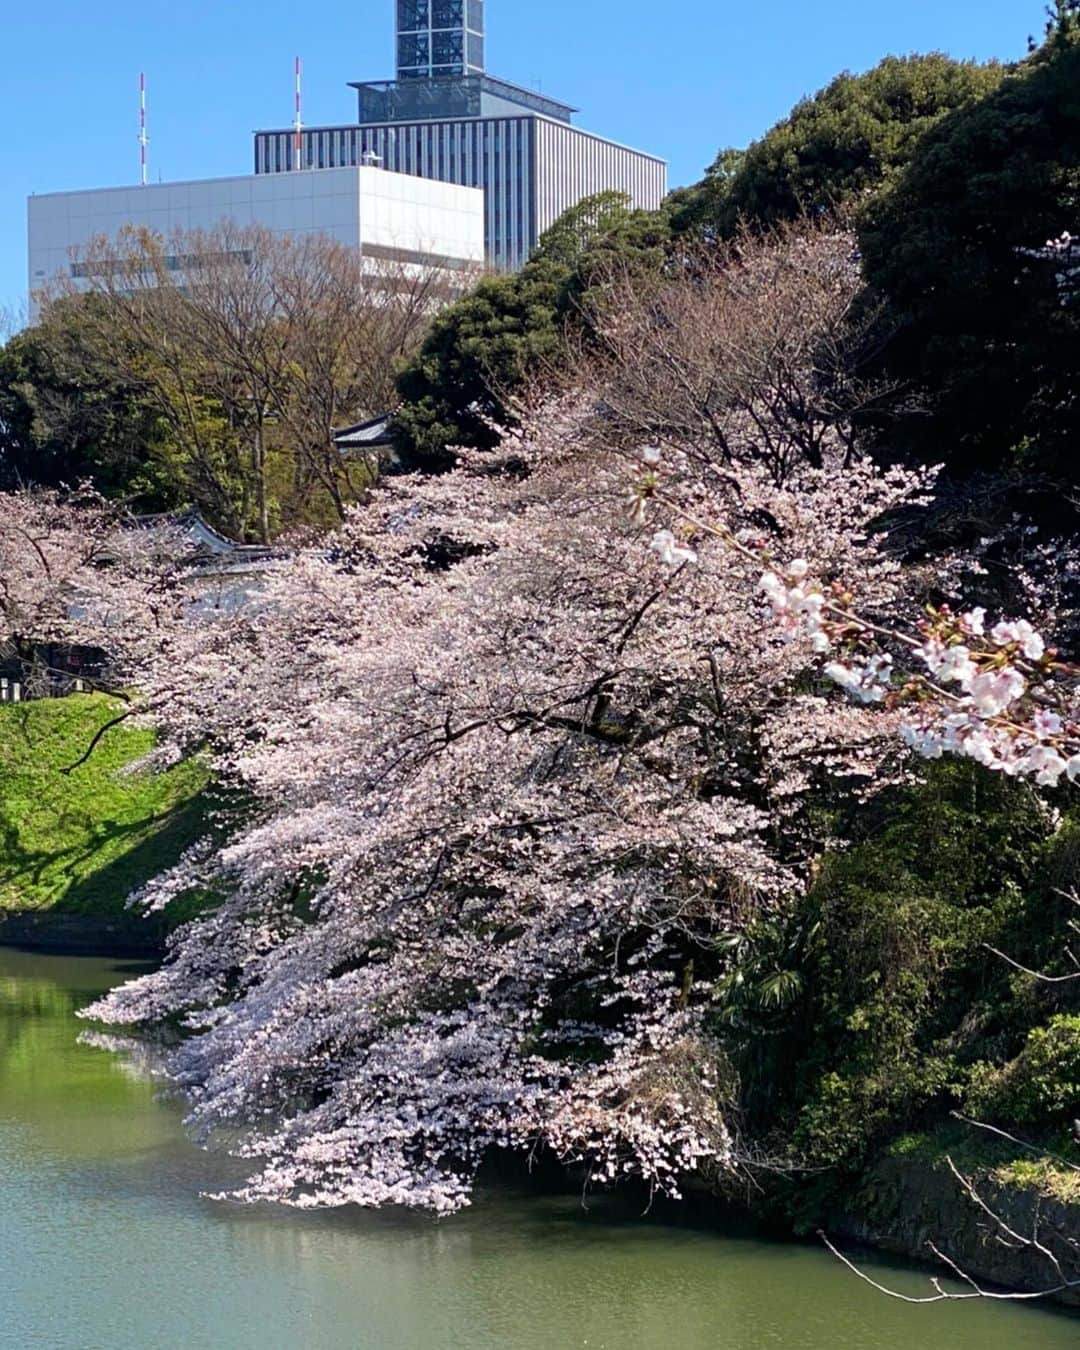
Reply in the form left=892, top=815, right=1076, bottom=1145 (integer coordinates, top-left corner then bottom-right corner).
left=967, top=1015, right=1080, bottom=1127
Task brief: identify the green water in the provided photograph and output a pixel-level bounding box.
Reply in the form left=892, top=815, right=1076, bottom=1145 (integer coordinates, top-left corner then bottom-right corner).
left=0, top=947, right=1076, bottom=1350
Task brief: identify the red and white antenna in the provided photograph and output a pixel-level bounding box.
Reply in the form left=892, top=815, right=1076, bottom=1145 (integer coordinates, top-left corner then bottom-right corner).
left=139, top=73, right=149, bottom=186
left=294, top=57, right=303, bottom=171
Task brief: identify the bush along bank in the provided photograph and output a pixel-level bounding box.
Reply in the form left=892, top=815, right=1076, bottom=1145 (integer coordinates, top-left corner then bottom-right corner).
left=0, top=694, right=209, bottom=953
left=709, top=763, right=1080, bottom=1300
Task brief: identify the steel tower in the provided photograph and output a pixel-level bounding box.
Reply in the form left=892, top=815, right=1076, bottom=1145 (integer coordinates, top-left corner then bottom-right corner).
left=396, top=1, right=485, bottom=81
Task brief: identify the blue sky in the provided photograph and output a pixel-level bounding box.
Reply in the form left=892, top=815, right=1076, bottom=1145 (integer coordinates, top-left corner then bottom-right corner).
left=1, top=0, right=1046, bottom=319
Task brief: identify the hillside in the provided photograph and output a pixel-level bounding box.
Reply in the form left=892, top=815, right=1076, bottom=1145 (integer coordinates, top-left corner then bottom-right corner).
left=0, top=695, right=208, bottom=938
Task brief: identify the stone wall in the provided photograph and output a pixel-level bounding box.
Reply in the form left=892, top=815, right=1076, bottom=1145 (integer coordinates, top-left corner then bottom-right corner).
left=835, top=1153, right=1080, bottom=1307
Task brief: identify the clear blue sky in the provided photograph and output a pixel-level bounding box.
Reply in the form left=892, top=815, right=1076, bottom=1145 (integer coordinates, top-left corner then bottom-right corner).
left=1, top=0, right=1045, bottom=320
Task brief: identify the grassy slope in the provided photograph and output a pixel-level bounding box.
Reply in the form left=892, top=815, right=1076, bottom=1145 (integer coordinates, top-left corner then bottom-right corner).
left=887, top=1122, right=1080, bottom=1204
left=0, top=695, right=208, bottom=921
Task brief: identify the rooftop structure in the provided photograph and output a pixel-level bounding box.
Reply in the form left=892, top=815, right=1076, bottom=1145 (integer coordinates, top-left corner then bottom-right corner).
left=351, top=73, right=576, bottom=126
left=396, top=0, right=486, bottom=82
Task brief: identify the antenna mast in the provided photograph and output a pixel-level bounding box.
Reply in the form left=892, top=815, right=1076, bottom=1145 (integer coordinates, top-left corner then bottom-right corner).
left=139, top=73, right=149, bottom=186
left=294, top=57, right=303, bottom=171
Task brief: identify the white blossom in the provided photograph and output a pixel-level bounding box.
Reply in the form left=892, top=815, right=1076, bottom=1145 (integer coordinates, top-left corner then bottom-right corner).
left=990, top=619, right=1046, bottom=661
left=650, top=530, right=697, bottom=567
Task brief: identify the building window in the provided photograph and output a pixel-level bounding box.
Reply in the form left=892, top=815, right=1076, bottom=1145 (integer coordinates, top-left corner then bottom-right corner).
left=431, top=31, right=463, bottom=65
left=432, top=0, right=463, bottom=25
left=398, top=34, right=429, bottom=69
left=398, top=0, right=429, bottom=29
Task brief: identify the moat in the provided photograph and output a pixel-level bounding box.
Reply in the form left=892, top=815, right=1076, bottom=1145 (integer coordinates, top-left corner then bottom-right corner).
left=1, top=946, right=1075, bottom=1350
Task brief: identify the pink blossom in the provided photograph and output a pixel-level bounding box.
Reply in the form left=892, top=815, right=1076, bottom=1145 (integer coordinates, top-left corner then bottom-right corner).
left=1018, top=743, right=1069, bottom=786
left=969, top=667, right=1027, bottom=718
left=1032, top=709, right=1064, bottom=739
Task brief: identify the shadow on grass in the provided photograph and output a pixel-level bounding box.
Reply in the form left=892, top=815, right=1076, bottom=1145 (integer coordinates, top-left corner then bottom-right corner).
left=0, top=793, right=213, bottom=953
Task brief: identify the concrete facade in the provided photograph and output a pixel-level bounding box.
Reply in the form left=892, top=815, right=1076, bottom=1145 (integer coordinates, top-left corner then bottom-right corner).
left=28, top=165, right=485, bottom=304
left=255, top=115, right=666, bottom=271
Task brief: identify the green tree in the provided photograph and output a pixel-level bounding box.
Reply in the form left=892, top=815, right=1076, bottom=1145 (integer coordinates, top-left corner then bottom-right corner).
left=666, top=148, right=744, bottom=236
left=391, top=190, right=669, bottom=464
left=531, top=189, right=634, bottom=267
left=673, top=55, right=1002, bottom=238
left=0, top=299, right=183, bottom=505
left=859, top=17, right=1080, bottom=476
left=393, top=195, right=671, bottom=464
left=393, top=256, right=570, bottom=465
left=711, top=761, right=1073, bottom=1202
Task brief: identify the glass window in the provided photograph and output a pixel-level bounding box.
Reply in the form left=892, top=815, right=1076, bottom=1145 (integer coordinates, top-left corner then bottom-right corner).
left=397, top=1, right=429, bottom=30
left=467, top=0, right=484, bottom=32
left=398, top=34, right=430, bottom=68
left=432, top=0, right=463, bottom=26
left=431, top=31, right=463, bottom=64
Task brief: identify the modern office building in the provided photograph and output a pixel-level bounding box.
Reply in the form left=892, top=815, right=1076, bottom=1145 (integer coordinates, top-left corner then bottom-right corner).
left=254, top=1, right=667, bottom=270
left=27, top=164, right=485, bottom=309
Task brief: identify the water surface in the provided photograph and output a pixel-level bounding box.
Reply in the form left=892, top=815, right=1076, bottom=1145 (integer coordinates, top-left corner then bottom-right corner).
left=1, top=946, right=1076, bottom=1350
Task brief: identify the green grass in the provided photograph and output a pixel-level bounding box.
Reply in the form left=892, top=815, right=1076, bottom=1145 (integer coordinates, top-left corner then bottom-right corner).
left=0, top=694, right=209, bottom=922
left=886, top=1122, right=1080, bottom=1206
left=994, top=1155, right=1080, bottom=1204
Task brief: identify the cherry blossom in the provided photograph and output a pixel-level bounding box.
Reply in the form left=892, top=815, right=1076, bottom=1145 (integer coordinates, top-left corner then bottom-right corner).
left=650, top=529, right=698, bottom=567
left=0, top=387, right=926, bottom=1213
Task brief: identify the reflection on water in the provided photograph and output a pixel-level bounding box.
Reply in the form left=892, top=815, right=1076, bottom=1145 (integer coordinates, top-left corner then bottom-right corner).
left=0, top=945, right=1076, bottom=1350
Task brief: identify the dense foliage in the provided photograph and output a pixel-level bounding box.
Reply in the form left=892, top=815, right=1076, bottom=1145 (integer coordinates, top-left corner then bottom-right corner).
left=860, top=16, right=1080, bottom=476
left=393, top=256, right=569, bottom=464
left=0, top=298, right=180, bottom=505
left=667, top=54, right=1002, bottom=237
left=711, top=764, right=1079, bottom=1202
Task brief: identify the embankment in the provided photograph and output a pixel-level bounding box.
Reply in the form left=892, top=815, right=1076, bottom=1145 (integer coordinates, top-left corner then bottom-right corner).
left=0, top=694, right=207, bottom=953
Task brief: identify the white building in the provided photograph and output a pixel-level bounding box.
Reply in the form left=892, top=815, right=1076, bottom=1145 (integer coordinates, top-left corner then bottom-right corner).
left=27, top=164, right=486, bottom=307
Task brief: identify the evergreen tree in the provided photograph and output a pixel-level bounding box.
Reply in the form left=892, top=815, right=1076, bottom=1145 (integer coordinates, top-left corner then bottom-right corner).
left=859, top=20, right=1080, bottom=476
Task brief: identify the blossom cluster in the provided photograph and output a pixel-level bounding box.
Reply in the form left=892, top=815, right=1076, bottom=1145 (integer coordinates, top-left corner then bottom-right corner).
left=757, top=560, right=1080, bottom=787
left=635, top=434, right=1080, bottom=795
left=0, top=381, right=933, bottom=1214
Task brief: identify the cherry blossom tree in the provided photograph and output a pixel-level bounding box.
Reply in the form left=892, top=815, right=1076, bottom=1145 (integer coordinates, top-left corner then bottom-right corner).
left=0, top=225, right=1059, bottom=1219
left=0, top=488, right=187, bottom=692
left=68, top=375, right=951, bottom=1213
